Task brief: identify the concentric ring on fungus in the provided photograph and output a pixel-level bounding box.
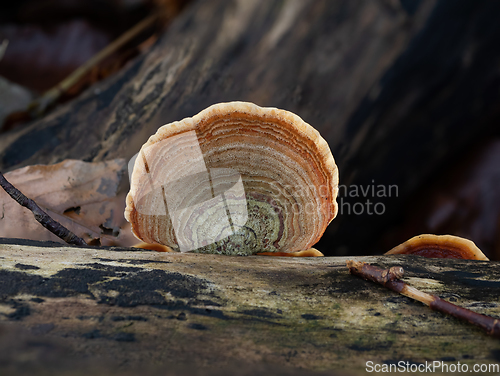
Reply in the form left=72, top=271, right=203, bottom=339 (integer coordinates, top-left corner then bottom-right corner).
left=125, top=102, right=339, bottom=255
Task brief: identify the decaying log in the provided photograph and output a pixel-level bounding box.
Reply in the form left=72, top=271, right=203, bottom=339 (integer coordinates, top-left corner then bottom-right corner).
left=0, top=239, right=499, bottom=375
left=2, top=1, right=500, bottom=256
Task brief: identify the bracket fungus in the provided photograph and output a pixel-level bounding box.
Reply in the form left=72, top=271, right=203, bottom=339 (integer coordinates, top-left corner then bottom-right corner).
left=125, top=102, right=338, bottom=256
left=385, top=234, right=489, bottom=260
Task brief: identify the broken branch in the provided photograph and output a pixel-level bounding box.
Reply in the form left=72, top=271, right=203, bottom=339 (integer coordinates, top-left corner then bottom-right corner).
left=0, top=171, right=87, bottom=246
left=347, top=260, right=500, bottom=338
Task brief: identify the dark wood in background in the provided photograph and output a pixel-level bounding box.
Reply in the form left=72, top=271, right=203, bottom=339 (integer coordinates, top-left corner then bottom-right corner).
left=1, top=0, right=500, bottom=256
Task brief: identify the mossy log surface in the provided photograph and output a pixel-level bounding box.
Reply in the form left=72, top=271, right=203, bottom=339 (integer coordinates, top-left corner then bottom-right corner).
left=0, top=240, right=499, bottom=375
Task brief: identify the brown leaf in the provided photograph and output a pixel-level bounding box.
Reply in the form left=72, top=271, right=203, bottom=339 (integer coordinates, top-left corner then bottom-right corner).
left=0, top=159, right=137, bottom=247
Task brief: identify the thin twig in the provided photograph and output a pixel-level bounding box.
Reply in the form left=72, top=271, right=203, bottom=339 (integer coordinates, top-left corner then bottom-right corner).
left=29, top=14, right=159, bottom=116
left=0, top=171, right=87, bottom=246
left=347, top=260, right=500, bottom=338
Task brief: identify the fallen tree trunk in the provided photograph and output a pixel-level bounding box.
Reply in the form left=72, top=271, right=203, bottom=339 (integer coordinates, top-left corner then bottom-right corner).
left=2, top=0, right=500, bottom=257
left=0, top=240, right=499, bottom=375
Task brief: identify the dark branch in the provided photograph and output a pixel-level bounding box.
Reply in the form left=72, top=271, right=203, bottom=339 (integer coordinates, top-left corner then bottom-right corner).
left=346, top=260, right=404, bottom=285
left=0, top=171, right=87, bottom=246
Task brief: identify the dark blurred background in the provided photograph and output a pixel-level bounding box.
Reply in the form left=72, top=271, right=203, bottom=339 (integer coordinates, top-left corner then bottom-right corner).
left=0, top=0, right=190, bottom=92
left=1, top=0, right=500, bottom=260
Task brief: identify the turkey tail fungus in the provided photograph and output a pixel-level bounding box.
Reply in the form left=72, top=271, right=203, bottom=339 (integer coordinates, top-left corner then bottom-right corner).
left=125, top=102, right=338, bottom=256
left=385, top=234, right=489, bottom=260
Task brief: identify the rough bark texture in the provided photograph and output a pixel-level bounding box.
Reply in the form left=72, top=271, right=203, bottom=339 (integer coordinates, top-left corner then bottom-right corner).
left=2, top=0, right=500, bottom=257
left=0, top=240, right=499, bottom=375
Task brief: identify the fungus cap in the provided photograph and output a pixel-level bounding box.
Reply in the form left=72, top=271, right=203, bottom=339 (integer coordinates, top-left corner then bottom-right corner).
left=385, top=234, right=488, bottom=260
left=125, top=102, right=338, bottom=255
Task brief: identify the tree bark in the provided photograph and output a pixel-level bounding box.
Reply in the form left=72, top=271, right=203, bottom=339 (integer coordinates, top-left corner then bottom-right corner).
left=0, top=240, right=499, bottom=375
left=1, top=0, right=500, bottom=256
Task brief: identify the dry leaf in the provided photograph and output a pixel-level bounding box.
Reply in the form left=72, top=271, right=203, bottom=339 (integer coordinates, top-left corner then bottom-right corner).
left=0, top=159, right=137, bottom=247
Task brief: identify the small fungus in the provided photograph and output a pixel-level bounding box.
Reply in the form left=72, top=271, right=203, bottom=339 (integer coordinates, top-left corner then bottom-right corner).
left=385, top=234, right=488, bottom=260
